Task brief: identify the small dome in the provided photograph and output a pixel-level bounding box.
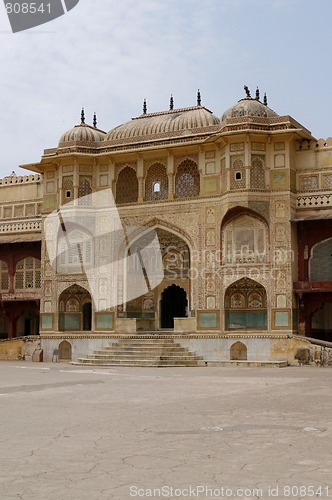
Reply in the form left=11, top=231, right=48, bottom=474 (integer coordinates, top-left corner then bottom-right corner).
left=59, top=123, right=106, bottom=146
left=105, top=106, right=220, bottom=142
left=221, top=97, right=278, bottom=122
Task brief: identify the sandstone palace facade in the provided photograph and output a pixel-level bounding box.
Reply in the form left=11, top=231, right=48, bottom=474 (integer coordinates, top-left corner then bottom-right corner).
left=1, top=89, right=332, bottom=364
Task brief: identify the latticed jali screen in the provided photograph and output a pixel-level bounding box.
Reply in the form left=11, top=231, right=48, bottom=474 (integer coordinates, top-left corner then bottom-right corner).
left=250, top=157, right=265, bottom=189
left=15, top=257, right=41, bottom=290
left=62, top=176, right=74, bottom=204
left=145, top=163, right=168, bottom=200
left=116, top=167, right=139, bottom=204
left=0, top=260, right=9, bottom=290
left=175, top=160, right=200, bottom=198
left=78, top=176, right=92, bottom=205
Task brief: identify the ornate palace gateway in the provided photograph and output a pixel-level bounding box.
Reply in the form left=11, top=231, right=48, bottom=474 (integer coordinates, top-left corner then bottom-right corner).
left=1, top=88, right=332, bottom=364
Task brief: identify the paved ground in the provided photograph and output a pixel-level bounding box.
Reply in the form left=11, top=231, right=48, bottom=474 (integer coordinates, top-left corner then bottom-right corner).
left=0, top=362, right=331, bottom=500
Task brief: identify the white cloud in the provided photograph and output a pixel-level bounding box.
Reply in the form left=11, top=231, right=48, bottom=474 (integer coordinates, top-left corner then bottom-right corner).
left=0, top=0, right=331, bottom=177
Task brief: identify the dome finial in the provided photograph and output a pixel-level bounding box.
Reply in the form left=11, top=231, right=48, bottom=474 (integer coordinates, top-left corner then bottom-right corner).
left=143, top=99, right=147, bottom=115
left=170, top=94, right=174, bottom=110
left=244, top=85, right=251, bottom=98
left=93, top=112, right=97, bottom=128
left=264, top=93, right=268, bottom=106
left=197, top=89, right=201, bottom=106
left=256, top=86, right=260, bottom=101
left=81, top=107, right=85, bottom=124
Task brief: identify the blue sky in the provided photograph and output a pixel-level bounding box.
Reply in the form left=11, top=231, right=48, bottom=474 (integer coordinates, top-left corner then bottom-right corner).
left=0, top=0, right=331, bottom=176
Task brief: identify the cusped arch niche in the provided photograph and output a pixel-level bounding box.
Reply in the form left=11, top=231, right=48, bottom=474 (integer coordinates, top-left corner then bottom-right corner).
left=230, top=341, right=247, bottom=360
left=225, top=278, right=267, bottom=330
left=58, top=340, right=72, bottom=361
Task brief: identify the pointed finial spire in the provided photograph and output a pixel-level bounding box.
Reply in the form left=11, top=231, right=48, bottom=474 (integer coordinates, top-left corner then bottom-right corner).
left=244, top=85, right=251, bottom=98
left=170, top=94, right=174, bottom=110
left=81, top=107, right=85, bottom=124
left=256, top=86, right=260, bottom=100
left=263, top=93, right=268, bottom=106
left=143, top=99, right=147, bottom=115
left=93, top=112, right=97, bottom=128
left=197, top=89, right=201, bottom=106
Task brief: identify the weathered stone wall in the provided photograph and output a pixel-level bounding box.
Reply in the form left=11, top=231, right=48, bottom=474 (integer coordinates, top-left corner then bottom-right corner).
left=0, top=337, right=41, bottom=361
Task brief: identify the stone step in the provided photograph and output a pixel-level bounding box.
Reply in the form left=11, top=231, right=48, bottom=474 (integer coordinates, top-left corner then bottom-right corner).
left=84, top=354, right=201, bottom=361
left=94, top=347, right=191, bottom=355
left=115, top=340, right=180, bottom=346
left=198, top=360, right=288, bottom=368
left=73, top=336, right=203, bottom=367
left=74, top=358, right=200, bottom=367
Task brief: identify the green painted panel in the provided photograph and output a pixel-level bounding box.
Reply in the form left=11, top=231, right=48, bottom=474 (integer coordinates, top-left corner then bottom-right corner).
left=199, top=312, right=218, bottom=328
left=41, top=314, right=53, bottom=330
left=275, top=311, right=289, bottom=327
left=96, top=313, right=113, bottom=330
left=226, top=311, right=267, bottom=329
left=59, top=313, right=80, bottom=331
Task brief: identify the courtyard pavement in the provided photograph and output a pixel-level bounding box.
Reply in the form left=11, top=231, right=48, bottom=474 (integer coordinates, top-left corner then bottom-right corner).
left=0, top=362, right=331, bottom=500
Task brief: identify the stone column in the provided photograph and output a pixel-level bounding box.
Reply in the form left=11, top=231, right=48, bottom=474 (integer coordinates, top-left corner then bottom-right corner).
left=137, top=158, right=144, bottom=202
left=167, top=154, right=175, bottom=199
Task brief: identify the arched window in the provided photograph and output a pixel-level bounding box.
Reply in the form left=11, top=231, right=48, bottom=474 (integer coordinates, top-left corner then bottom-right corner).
left=145, top=163, right=168, bottom=201
left=175, top=159, right=200, bottom=199
left=78, top=176, right=92, bottom=205
left=15, top=257, right=41, bottom=290
left=222, top=215, right=267, bottom=264
left=57, top=229, right=93, bottom=274
left=231, top=158, right=246, bottom=189
left=62, top=176, right=74, bottom=204
left=309, top=238, right=332, bottom=280
left=0, top=260, right=9, bottom=291
left=116, top=167, right=138, bottom=204
left=250, top=157, right=265, bottom=189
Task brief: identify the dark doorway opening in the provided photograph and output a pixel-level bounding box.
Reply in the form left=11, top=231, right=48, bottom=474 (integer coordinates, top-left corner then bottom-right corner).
left=160, top=285, right=187, bottom=329
left=83, top=302, right=92, bottom=331
left=24, top=318, right=30, bottom=336
left=311, top=302, right=332, bottom=341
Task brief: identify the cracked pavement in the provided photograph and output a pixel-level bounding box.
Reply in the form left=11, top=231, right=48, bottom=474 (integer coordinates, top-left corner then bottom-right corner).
left=0, top=362, right=331, bottom=500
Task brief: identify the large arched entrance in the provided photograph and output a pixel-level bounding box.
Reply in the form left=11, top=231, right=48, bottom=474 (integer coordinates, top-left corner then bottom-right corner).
left=124, top=228, right=191, bottom=331
left=160, top=285, right=187, bottom=329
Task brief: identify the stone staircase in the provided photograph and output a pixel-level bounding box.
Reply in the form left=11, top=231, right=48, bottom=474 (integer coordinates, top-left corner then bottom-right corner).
left=73, top=337, right=204, bottom=367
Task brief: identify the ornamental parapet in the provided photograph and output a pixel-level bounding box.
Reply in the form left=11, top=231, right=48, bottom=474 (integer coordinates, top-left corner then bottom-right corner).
left=0, top=217, right=42, bottom=234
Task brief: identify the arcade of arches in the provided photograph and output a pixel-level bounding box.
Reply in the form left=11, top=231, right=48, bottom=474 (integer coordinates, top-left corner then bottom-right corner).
left=295, top=219, right=332, bottom=341
left=0, top=242, right=41, bottom=339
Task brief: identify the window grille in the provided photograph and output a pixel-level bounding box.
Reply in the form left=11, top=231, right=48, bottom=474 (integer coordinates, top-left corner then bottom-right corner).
left=78, top=176, right=92, bottom=205
left=62, top=177, right=74, bottom=204
left=144, top=163, right=168, bottom=201
left=250, top=157, right=265, bottom=189
left=0, top=261, right=9, bottom=290
left=175, top=160, right=200, bottom=199
left=231, top=158, right=246, bottom=189
left=15, top=257, right=41, bottom=290
left=116, top=167, right=138, bottom=204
